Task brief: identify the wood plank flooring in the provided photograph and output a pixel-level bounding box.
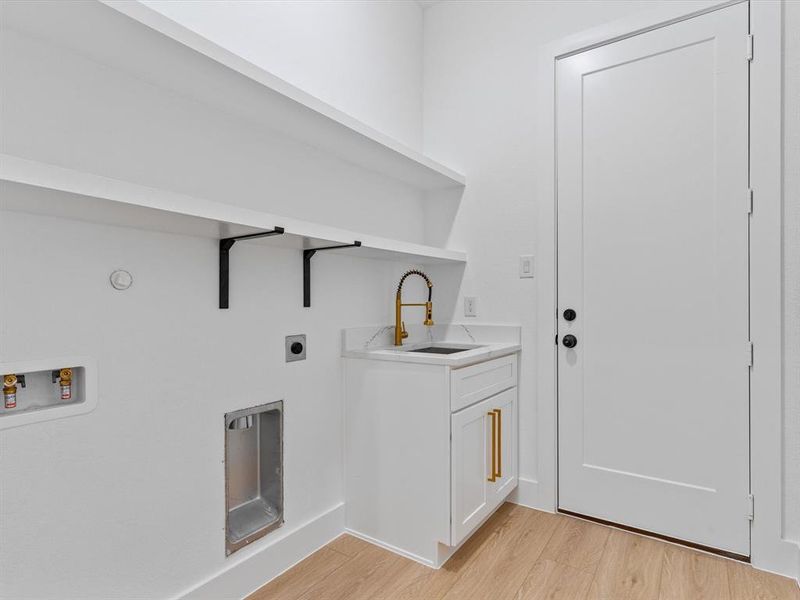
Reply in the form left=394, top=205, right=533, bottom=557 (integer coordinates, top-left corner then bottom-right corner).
left=248, top=504, right=800, bottom=600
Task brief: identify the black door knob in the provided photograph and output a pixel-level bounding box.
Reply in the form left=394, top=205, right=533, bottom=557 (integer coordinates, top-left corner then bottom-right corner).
left=563, top=309, right=576, bottom=321
left=290, top=342, right=304, bottom=354
left=562, top=334, right=578, bottom=348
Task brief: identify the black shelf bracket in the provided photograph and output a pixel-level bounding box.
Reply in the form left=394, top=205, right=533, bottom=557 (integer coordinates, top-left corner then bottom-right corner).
left=219, top=227, right=285, bottom=309
left=303, top=241, right=362, bottom=307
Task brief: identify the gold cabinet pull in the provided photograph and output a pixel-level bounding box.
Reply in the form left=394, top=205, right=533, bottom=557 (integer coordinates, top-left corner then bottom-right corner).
left=494, top=409, right=502, bottom=479
left=487, top=411, right=497, bottom=482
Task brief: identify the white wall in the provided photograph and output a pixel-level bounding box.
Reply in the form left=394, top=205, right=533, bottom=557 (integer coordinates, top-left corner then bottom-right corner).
left=0, top=15, right=426, bottom=245
left=783, top=0, right=800, bottom=544
left=140, top=0, right=424, bottom=151
left=2, top=2, right=797, bottom=598
left=422, top=0, right=667, bottom=507
left=0, top=210, right=421, bottom=600
left=422, top=0, right=800, bottom=555
left=0, top=2, right=432, bottom=598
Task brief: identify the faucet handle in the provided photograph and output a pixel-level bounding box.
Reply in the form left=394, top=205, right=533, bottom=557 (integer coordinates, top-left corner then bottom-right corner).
left=400, top=321, right=409, bottom=339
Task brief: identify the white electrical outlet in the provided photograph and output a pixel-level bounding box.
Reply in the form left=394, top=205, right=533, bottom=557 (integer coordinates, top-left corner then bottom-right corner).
left=519, top=255, right=534, bottom=278
left=464, top=296, right=477, bottom=317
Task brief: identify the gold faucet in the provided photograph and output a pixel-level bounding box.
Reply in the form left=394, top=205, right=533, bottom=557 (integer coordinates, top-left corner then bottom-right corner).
left=395, top=270, right=434, bottom=346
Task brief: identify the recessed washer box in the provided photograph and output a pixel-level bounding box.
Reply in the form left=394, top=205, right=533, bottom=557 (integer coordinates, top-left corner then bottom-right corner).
left=0, top=356, right=97, bottom=431
left=224, top=401, right=284, bottom=556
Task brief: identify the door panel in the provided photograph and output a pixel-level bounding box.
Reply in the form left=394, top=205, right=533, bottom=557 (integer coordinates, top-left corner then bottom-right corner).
left=557, top=3, right=749, bottom=555
left=490, top=387, right=517, bottom=502
left=451, top=397, right=492, bottom=545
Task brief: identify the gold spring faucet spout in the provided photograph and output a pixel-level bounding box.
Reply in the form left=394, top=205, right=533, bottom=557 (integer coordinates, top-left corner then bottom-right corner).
left=395, top=270, right=434, bottom=346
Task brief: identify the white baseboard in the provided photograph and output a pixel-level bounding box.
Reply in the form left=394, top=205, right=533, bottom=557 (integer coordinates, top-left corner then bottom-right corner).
left=791, top=540, right=800, bottom=585
left=175, top=503, right=345, bottom=600
left=170, top=493, right=800, bottom=599
left=344, top=528, right=437, bottom=568
left=508, top=477, right=553, bottom=512
left=781, top=538, right=800, bottom=585
left=753, top=538, right=800, bottom=584
left=751, top=539, right=800, bottom=582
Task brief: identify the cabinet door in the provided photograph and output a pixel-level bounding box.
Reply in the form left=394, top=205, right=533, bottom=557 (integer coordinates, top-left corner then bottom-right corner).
left=489, top=387, right=517, bottom=503
left=451, top=396, right=494, bottom=546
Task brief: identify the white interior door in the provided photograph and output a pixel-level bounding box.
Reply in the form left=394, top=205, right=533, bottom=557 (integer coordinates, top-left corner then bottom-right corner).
left=556, top=2, right=750, bottom=555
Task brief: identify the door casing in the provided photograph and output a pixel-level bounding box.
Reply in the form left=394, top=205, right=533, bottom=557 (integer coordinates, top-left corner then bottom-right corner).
left=532, top=0, right=796, bottom=579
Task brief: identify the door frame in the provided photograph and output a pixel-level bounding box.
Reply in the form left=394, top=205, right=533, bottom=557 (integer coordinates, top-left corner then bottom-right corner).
left=533, top=0, right=797, bottom=579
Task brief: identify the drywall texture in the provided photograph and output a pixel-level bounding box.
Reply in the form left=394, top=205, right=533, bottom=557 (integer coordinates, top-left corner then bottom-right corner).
left=783, top=0, right=800, bottom=544
left=140, top=0, right=424, bottom=150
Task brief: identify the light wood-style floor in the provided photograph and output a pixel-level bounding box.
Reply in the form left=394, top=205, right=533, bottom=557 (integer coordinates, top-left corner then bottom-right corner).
left=248, top=503, right=800, bottom=600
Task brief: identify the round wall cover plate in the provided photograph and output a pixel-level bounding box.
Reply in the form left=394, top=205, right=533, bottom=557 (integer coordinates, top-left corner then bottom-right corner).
left=110, top=269, right=133, bottom=291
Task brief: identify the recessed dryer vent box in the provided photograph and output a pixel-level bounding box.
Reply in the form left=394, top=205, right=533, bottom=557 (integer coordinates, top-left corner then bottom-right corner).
left=0, top=357, right=97, bottom=431
left=224, top=401, right=284, bottom=556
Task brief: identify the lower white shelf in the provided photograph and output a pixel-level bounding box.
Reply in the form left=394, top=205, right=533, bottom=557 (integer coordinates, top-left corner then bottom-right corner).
left=0, top=357, right=98, bottom=430
left=0, top=154, right=467, bottom=265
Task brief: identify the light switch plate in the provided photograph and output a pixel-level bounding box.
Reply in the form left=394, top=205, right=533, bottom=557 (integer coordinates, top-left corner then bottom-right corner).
left=519, top=255, right=534, bottom=278
left=464, top=296, right=477, bottom=318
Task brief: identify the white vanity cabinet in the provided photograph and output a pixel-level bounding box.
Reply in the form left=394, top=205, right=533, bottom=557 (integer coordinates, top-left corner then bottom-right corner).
left=344, top=351, right=519, bottom=568
left=451, top=385, right=517, bottom=546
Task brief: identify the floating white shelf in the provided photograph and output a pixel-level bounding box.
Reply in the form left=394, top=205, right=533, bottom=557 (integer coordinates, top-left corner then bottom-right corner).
left=1, top=0, right=465, bottom=192
left=0, top=154, right=467, bottom=266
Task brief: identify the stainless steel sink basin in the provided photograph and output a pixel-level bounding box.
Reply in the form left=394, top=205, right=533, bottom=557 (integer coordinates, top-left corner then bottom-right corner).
left=406, top=346, right=475, bottom=354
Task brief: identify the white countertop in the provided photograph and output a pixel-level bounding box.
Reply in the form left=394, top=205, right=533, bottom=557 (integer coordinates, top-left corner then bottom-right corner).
left=341, top=324, right=521, bottom=368
left=342, top=341, right=520, bottom=367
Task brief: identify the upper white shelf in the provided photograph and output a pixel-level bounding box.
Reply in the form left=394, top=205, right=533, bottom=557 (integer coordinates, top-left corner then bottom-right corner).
left=0, top=154, right=467, bottom=266
left=1, top=0, right=465, bottom=192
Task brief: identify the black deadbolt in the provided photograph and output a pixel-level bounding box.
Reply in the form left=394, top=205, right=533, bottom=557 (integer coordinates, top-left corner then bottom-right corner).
left=290, top=342, right=304, bottom=354
left=562, top=334, right=578, bottom=348
left=563, top=309, right=576, bottom=321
